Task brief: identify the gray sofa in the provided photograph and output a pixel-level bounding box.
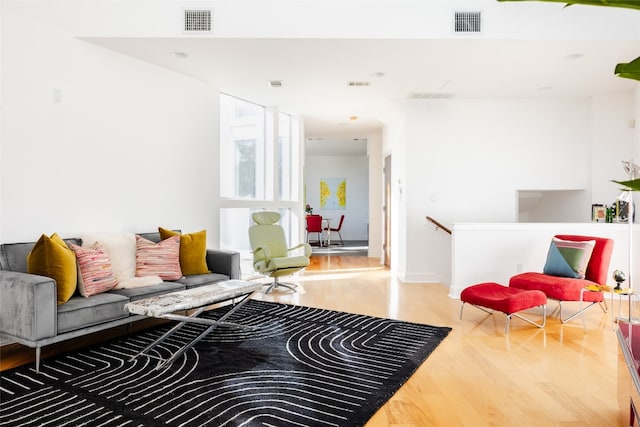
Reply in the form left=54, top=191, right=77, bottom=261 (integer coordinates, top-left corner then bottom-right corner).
left=0, top=231, right=241, bottom=371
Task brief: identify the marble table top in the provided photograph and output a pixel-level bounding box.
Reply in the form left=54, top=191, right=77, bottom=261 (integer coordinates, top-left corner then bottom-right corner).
left=125, top=280, right=262, bottom=317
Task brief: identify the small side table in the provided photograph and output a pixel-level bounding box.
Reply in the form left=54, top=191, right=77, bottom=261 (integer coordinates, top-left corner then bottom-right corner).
left=580, top=284, right=634, bottom=326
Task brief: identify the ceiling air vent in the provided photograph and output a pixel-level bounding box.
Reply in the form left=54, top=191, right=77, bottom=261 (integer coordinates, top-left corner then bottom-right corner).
left=454, top=10, right=482, bottom=33
left=184, top=9, right=212, bottom=33
left=408, top=92, right=455, bottom=99
left=347, top=81, right=371, bottom=87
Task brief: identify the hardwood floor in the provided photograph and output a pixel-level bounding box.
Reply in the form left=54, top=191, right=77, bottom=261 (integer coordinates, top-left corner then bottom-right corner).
left=1, top=255, right=626, bottom=426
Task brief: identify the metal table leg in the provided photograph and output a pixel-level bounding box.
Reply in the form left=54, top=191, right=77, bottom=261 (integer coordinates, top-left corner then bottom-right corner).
left=130, top=291, right=258, bottom=369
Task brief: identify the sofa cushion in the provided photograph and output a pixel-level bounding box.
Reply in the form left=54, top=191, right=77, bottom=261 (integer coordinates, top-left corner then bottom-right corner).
left=159, top=227, right=210, bottom=275
left=136, top=231, right=165, bottom=243
left=69, top=242, right=118, bottom=297
left=135, top=235, right=182, bottom=280
left=175, top=272, right=230, bottom=289
left=543, top=237, right=595, bottom=279
left=57, top=292, right=130, bottom=334
left=509, top=272, right=603, bottom=303
left=27, top=233, right=77, bottom=305
left=109, top=281, right=185, bottom=302
left=116, top=275, right=164, bottom=289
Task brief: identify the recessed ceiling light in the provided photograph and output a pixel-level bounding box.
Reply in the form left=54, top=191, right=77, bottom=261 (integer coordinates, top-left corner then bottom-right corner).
left=347, top=81, right=370, bottom=87
left=563, top=53, right=583, bottom=60
left=267, top=80, right=283, bottom=88
left=349, top=116, right=358, bottom=121
left=408, top=92, right=456, bottom=99
left=170, top=51, right=188, bottom=59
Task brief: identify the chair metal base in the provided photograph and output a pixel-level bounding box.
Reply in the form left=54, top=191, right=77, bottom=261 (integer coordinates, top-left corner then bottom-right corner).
left=306, top=231, right=324, bottom=247
left=263, top=277, right=298, bottom=294
left=322, top=230, right=344, bottom=246
left=460, top=302, right=546, bottom=334
left=557, top=298, right=607, bottom=324
left=332, top=231, right=344, bottom=246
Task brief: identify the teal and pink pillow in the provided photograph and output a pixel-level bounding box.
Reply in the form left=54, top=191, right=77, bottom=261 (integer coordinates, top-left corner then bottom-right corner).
left=542, top=237, right=595, bottom=279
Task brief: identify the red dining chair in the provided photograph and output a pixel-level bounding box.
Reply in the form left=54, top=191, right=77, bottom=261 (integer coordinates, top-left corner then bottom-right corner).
left=324, top=214, right=345, bottom=246
left=306, top=215, right=323, bottom=247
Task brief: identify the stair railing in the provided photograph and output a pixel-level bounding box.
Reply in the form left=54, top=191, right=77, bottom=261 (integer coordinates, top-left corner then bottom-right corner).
left=426, top=216, right=452, bottom=235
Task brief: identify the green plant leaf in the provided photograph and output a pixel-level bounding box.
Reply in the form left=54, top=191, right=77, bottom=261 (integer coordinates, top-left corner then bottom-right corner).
left=613, top=178, right=640, bottom=192
left=615, top=56, right=640, bottom=81
left=497, top=0, right=640, bottom=9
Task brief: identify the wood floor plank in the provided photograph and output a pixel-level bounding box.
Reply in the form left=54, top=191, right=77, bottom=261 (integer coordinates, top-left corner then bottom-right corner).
left=0, top=255, right=626, bottom=426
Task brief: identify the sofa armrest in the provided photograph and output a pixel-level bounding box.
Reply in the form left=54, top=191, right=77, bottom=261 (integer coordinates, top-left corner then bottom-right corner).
left=206, top=249, right=241, bottom=280
left=0, top=270, right=57, bottom=342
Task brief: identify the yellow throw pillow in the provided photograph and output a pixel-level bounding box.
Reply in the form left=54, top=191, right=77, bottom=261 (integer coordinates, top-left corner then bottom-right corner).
left=27, top=233, right=77, bottom=304
left=158, top=227, right=210, bottom=275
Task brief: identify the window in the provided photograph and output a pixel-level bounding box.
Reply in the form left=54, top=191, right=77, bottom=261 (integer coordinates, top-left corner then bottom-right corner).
left=235, top=139, right=256, bottom=198
left=219, top=94, right=302, bottom=278
left=220, top=94, right=265, bottom=199
left=278, top=112, right=292, bottom=200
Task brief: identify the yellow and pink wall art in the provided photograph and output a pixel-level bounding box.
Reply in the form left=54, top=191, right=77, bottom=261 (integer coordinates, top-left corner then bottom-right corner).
left=320, top=178, right=346, bottom=210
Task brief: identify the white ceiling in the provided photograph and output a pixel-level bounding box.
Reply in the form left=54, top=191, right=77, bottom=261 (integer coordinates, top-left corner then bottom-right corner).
left=85, top=33, right=640, bottom=156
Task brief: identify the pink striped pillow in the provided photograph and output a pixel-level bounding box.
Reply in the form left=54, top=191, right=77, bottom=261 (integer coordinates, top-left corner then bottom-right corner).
left=70, top=242, right=118, bottom=297
left=135, top=235, right=183, bottom=280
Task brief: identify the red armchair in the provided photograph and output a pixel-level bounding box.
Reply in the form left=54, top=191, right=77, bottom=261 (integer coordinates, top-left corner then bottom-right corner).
left=509, top=234, right=614, bottom=324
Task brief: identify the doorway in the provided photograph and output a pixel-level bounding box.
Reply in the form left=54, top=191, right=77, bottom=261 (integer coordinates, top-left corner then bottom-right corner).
left=383, top=154, right=391, bottom=267
left=304, top=139, right=370, bottom=255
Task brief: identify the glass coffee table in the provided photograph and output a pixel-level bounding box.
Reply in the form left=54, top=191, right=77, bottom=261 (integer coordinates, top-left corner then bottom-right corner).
left=125, top=279, right=262, bottom=369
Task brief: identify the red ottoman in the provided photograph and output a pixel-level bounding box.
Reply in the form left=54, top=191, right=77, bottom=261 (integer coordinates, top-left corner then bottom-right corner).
left=460, top=282, right=547, bottom=334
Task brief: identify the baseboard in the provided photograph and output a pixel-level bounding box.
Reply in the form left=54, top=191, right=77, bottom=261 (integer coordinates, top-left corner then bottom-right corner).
left=397, top=272, right=441, bottom=283
left=0, top=334, right=15, bottom=346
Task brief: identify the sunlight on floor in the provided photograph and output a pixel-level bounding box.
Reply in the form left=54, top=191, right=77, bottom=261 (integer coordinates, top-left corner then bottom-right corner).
left=245, top=267, right=388, bottom=284
left=241, top=257, right=385, bottom=281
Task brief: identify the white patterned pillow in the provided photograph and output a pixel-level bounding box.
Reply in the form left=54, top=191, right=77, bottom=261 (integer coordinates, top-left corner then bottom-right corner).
left=79, top=232, right=136, bottom=283
left=69, top=242, right=118, bottom=297
left=135, top=235, right=183, bottom=280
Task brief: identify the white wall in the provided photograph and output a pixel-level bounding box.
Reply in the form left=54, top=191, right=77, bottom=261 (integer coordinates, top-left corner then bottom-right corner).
left=591, top=92, right=638, bottom=204
left=386, top=113, right=408, bottom=276
left=367, top=132, right=383, bottom=258
left=518, top=190, right=589, bottom=223
left=398, top=96, right=637, bottom=283
left=1, top=6, right=221, bottom=245
left=636, top=87, right=640, bottom=158
left=304, top=156, right=369, bottom=241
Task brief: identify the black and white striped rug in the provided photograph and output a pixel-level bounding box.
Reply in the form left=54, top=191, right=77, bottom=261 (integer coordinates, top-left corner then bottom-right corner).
left=0, top=300, right=451, bottom=426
